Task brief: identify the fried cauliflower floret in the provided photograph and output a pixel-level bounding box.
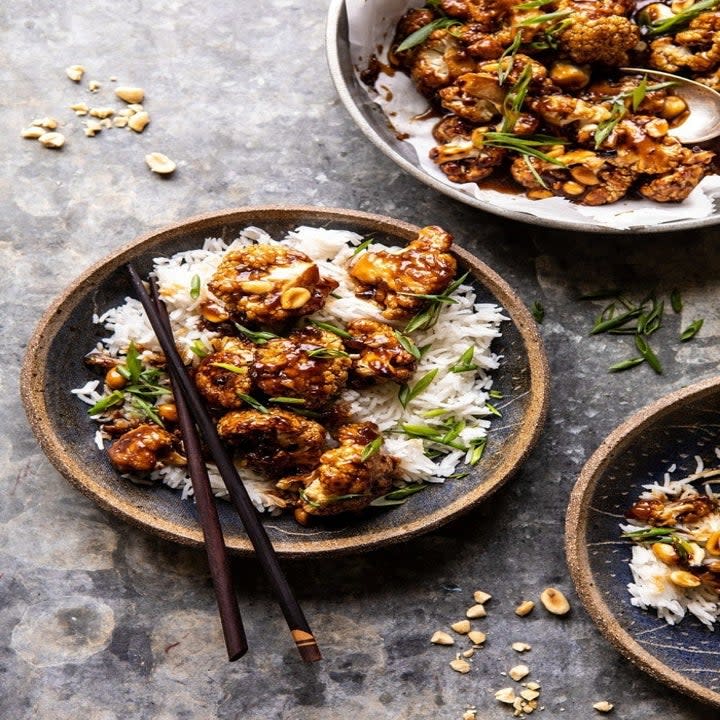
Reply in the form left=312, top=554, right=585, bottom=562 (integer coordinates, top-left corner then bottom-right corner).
left=216, top=408, right=325, bottom=475
left=638, top=149, right=715, bottom=203
left=208, top=244, right=338, bottom=326
left=649, top=12, right=720, bottom=74
left=439, top=0, right=511, bottom=24
left=429, top=118, right=507, bottom=184
left=108, top=423, right=181, bottom=474
left=253, top=326, right=351, bottom=409
left=194, top=337, right=254, bottom=409
left=345, top=318, right=418, bottom=384
left=277, top=422, right=400, bottom=516
left=529, top=94, right=612, bottom=126
left=557, top=0, right=636, bottom=17
left=510, top=152, right=637, bottom=205
left=403, top=30, right=477, bottom=97
left=438, top=72, right=505, bottom=122
left=349, top=226, right=458, bottom=320
left=558, top=15, right=640, bottom=66
left=573, top=23, right=638, bottom=65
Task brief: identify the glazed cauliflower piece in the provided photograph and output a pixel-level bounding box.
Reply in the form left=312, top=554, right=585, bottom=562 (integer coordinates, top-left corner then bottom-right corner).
left=510, top=150, right=637, bottom=205
left=649, top=12, right=720, bottom=74
left=108, top=423, right=181, bottom=474
left=216, top=408, right=326, bottom=475
left=638, top=148, right=715, bottom=202
left=277, top=422, right=400, bottom=517
left=557, top=14, right=640, bottom=66
left=349, top=226, right=458, bottom=321
left=345, top=318, right=418, bottom=384
left=194, top=336, right=255, bottom=410
left=430, top=117, right=507, bottom=184
left=208, top=244, right=337, bottom=326
left=253, top=326, right=351, bottom=409
left=402, top=29, right=478, bottom=97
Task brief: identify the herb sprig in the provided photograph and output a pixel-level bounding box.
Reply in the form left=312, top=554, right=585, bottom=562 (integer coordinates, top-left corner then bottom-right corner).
left=396, top=16, right=462, bottom=52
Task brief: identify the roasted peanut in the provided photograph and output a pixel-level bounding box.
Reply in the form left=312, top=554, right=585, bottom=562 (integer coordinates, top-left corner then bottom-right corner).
left=128, top=111, right=150, bottom=133
left=145, top=152, right=176, bottom=175
left=669, top=570, right=701, bottom=588
left=65, top=64, right=85, bottom=82
left=157, top=403, right=178, bottom=423
left=539, top=587, right=571, bottom=615
left=38, top=132, right=65, bottom=148
left=515, top=600, right=535, bottom=617
left=239, top=280, right=274, bottom=294
left=430, top=631, right=454, bottom=646
left=651, top=542, right=678, bottom=565
left=105, top=367, right=127, bottom=389
left=280, top=287, right=311, bottom=310
left=115, top=86, right=145, bottom=104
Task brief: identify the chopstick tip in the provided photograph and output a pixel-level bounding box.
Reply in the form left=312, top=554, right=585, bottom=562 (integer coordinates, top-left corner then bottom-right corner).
left=292, top=629, right=322, bottom=663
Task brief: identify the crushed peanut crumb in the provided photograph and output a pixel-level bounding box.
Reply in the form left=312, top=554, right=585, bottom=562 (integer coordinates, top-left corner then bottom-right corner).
left=593, top=701, right=614, bottom=713
left=515, top=600, right=535, bottom=617
left=450, top=657, right=472, bottom=674
left=70, top=102, right=89, bottom=115
left=145, top=152, right=176, bottom=175
left=21, top=127, right=46, bottom=139
left=38, top=131, right=65, bottom=148
left=430, top=631, right=454, bottom=646
left=467, top=630, right=486, bottom=645
left=512, top=642, right=531, bottom=652
left=473, top=590, right=492, bottom=604
left=65, top=64, right=85, bottom=82
left=451, top=620, right=471, bottom=635
left=495, top=688, right=516, bottom=704
left=508, top=664, right=530, bottom=682
left=466, top=604, right=487, bottom=619
left=88, top=80, right=102, bottom=92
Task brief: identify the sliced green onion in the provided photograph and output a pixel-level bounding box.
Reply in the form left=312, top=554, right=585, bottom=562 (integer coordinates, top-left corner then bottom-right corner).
left=608, top=357, right=645, bottom=373
left=190, top=274, right=201, bottom=300
left=398, top=368, right=438, bottom=408
left=468, top=437, right=487, bottom=466
left=190, top=339, right=209, bottom=358
left=369, top=483, right=428, bottom=507
left=125, top=341, right=142, bottom=383
left=394, top=330, right=422, bottom=360
left=531, top=300, right=545, bottom=323
left=396, top=17, right=462, bottom=53
left=87, top=390, right=125, bottom=415
left=131, top=396, right=164, bottom=427
left=352, top=236, right=374, bottom=255
left=211, top=362, right=247, bottom=374
left=360, top=436, right=384, bottom=462
left=450, top=346, right=478, bottom=373
left=634, top=335, right=663, bottom=374
left=268, top=396, right=306, bottom=405
left=234, top=323, right=279, bottom=345
left=307, top=347, right=351, bottom=359
left=237, top=393, right=269, bottom=413
left=310, top=320, right=352, bottom=339
left=681, top=319, right=704, bottom=342
left=670, top=289, right=683, bottom=313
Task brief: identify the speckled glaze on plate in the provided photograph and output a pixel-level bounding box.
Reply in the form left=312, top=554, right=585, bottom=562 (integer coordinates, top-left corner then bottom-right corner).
left=566, top=375, right=720, bottom=708
left=325, top=0, right=720, bottom=234
left=21, top=205, right=548, bottom=558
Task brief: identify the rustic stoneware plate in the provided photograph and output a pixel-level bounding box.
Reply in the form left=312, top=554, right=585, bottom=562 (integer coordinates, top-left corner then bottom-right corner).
left=325, top=0, right=720, bottom=234
left=21, top=206, right=548, bottom=558
left=566, top=375, right=720, bottom=708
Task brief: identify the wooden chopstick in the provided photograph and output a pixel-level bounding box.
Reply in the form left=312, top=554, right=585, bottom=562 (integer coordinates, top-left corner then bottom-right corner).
left=127, top=264, right=322, bottom=663
left=150, top=282, right=247, bottom=662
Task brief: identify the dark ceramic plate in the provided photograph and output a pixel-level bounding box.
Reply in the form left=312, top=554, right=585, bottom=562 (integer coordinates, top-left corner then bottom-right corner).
left=21, top=206, right=548, bottom=557
left=566, top=375, right=720, bottom=708
left=325, top=0, right=720, bottom=234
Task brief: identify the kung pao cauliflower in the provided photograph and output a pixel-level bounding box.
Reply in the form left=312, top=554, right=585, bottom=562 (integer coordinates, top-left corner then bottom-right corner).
left=382, top=0, right=719, bottom=205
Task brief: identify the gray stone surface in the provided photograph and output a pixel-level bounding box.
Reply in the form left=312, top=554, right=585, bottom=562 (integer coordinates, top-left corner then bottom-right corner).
left=2, top=1, right=720, bottom=718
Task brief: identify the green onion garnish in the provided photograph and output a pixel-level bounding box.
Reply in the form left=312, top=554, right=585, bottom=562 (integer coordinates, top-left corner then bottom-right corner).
left=190, top=274, right=201, bottom=300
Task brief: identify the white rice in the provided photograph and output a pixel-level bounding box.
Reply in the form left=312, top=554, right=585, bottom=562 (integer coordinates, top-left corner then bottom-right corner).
left=76, top=225, right=506, bottom=512
left=623, top=458, right=720, bottom=628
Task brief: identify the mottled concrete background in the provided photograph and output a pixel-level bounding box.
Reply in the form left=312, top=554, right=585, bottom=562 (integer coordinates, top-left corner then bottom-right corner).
left=2, top=1, right=720, bottom=718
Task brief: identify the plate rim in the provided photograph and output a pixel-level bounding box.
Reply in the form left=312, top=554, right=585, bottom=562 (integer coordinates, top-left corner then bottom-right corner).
left=565, top=374, right=720, bottom=708
left=21, top=204, right=550, bottom=557
left=326, top=0, right=720, bottom=235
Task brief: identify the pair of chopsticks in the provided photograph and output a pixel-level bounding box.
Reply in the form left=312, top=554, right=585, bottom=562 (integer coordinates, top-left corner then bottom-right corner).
left=127, top=264, right=321, bottom=663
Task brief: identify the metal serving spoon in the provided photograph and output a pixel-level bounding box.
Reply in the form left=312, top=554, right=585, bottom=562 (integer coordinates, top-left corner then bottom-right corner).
left=621, top=67, right=720, bottom=144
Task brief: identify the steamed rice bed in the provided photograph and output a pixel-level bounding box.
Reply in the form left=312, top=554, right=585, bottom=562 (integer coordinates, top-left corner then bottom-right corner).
left=73, top=225, right=506, bottom=514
